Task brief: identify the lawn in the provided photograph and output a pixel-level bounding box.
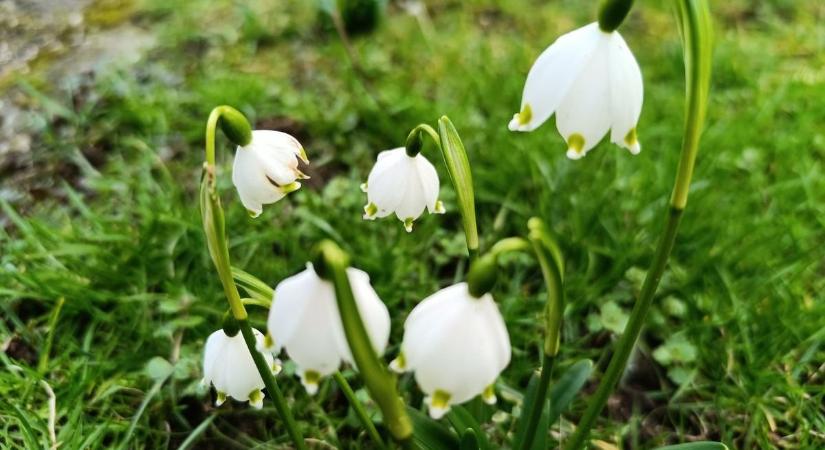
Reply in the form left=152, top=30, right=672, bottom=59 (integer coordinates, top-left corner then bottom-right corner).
left=1, top=0, right=823, bottom=449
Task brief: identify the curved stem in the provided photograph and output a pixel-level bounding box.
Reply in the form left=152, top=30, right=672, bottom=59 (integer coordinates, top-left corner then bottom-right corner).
left=568, top=3, right=711, bottom=447
left=201, top=107, right=306, bottom=450
left=238, top=319, right=307, bottom=450
left=333, top=372, right=388, bottom=450
left=405, top=124, right=441, bottom=156
left=317, top=240, right=414, bottom=444
left=518, top=353, right=555, bottom=450
left=517, top=219, right=564, bottom=450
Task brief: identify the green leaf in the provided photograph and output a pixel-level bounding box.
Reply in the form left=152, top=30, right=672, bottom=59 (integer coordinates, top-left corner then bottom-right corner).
left=145, top=357, right=174, bottom=382
left=512, top=372, right=549, bottom=450
left=2, top=400, right=41, bottom=449
left=653, top=442, right=729, bottom=450
left=437, top=116, right=479, bottom=254
left=446, top=406, right=491, bottom=450
left=459, top=429, right=481, bottom=450
left=547, top=359, right=593, bottom=425
left=232, top=266, right=274, bottom=304
left=407, top=407, right=459, bottom=450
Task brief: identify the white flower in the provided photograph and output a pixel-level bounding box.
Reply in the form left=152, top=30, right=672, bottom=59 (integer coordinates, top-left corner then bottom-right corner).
left=362, top=147, right=444, bottom=232
left=202, top=328, right=278, bottom=409
left=265, top=263, right=391, bottom=394
left=509, top=22, right=643, bottom=160
left=232, top=130, right=309, bottom=217
left=391, top=283, right=511, bottom=419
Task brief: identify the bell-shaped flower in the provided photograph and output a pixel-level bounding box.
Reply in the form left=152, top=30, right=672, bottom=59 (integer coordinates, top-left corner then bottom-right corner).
left=232, top=130, right=309, bottom=217
left=265, top=263, right=391, bottom=394
left=509, top=22, right=643, bottom=159
left=390, top=283, right=511, bottom=419
left=202, top=328, right=278, bottom=409
left=362, top=147, right=444, bottom=232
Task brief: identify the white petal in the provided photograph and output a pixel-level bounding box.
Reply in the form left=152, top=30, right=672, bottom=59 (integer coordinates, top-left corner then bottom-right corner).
left=269, top=265, right=344, bottom=378
left=222, top=332, right=266, bottom=401
left=232, top=146, right=285, bottom=216
left=426, top=395, right=451, bottom=419
left=247, top=131, right=301, bottom=186
left=366, top=149, right=410, bottom=218
left=607, top=32, right=643, bottom=154
left=250, top=130, right=305, bottom=166
left=510, top=23, right=602, bottom=132
left=477, top=294, right=512, bottom=372
left=556, top=33, right=613, bottom=158
left=393, top=162, right=428, bottom=222
left=414, top=154, right=440, bottom=213
left=203, top=330, right=227, bottom=386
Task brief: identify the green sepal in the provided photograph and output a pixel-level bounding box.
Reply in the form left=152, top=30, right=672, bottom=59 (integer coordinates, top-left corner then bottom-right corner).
left=217, top=106, right=252, bottom=147
left=598, top=0, right=634, bottom=32
left=467, top=254, right=498, bottom=298
left=221, top=312, right=240, bottom=337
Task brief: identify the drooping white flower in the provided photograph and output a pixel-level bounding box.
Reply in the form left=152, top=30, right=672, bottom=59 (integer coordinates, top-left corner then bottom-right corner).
left=509, top=22, right=643, bottom=160
left=391, top=283, right=511, bottom=419
left=265, top=263, right=390, bottom=394
left=202, top=328, right=278, bottom=409
left=232, top=130, right=309, bottom=217
left=362, top=147, right=444, bottom=232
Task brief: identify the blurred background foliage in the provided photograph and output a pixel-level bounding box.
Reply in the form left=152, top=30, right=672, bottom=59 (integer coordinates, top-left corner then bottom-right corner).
left=0, top=0, right=823, bottom=449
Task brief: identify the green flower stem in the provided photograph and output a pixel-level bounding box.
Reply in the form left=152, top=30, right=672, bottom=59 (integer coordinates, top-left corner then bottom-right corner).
left=201, top=106, right=306, bottom=450
left=598, top=0, right=634, bottom=32
left=568, top=2, right=712, bottom=448
left=567, top=208, right=683, bottom=450
left=527, top=218, right=565, bottom=357
left=517, top=353, right=555, bottom=450
left=405, top=124, right=441, bottom=157
left=317, top=240, right=414, bottom=444
left=237, top=319, right=306, bottom=449
left=333, top=372, right=388, bottom=450
left=518, top=218, right=564, bottom=450
left=466, top=236, right=531, bottom=298
left=489, top=236, right=531, bottom=256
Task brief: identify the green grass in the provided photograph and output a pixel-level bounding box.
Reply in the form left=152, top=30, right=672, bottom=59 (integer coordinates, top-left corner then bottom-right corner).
left=1, top=0, right=824, bottom=449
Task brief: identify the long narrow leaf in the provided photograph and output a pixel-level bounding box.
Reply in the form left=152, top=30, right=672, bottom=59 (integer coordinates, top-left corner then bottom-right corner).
left=512, top=373, right=546, bottom=450
left=654, top=443, right=729, bottom=450
left=547, top=359, right=593, bottom=424
left=446, top=406, right=491, bottom=450
left=459, top=429, right=481, bottom=450
left=407, top=407, right=460, bottom=450
left=437, top=116, right=479, bottom=254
